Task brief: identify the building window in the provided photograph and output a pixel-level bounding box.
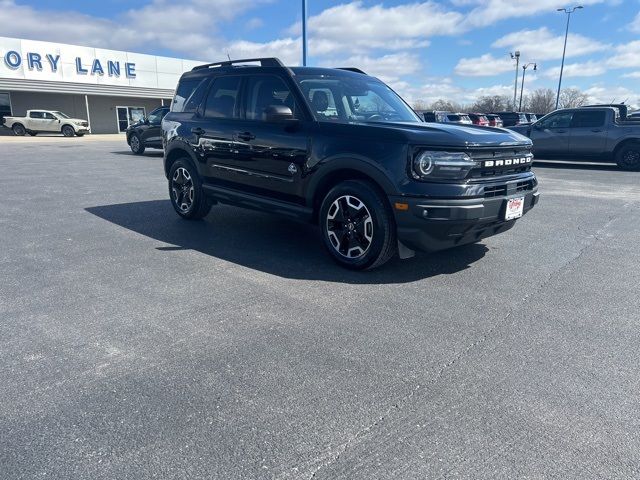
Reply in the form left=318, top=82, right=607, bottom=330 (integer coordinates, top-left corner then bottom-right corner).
left=0, top=92, right=11, bottom=121
left=115, top=106, right=146, bottom=133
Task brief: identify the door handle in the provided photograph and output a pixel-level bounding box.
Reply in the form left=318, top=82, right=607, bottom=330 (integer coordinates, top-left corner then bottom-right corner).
left=191, top=127, right=205, bottom=135
left=237, top=132, right=255, bottom=141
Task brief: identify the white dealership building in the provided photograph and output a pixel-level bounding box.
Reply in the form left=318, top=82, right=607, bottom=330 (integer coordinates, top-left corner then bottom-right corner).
left=0, top=37, right=203, bottom=133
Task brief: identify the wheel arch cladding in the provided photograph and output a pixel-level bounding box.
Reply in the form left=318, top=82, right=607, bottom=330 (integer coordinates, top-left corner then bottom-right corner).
left=164, top=146, right=198, bottom=178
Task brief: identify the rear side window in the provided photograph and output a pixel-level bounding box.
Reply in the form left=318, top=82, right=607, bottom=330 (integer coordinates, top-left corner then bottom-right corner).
left=29, top=111, right=43, bottom=118
left=172, top=77, right=204, bottom=113
left=571, top=111, right=605, bottom=128
left=204, top=76, right=241, bottom=119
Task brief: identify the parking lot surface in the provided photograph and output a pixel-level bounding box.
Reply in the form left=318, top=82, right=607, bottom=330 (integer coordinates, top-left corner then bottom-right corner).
left=1, top=137, right=640, bottom=479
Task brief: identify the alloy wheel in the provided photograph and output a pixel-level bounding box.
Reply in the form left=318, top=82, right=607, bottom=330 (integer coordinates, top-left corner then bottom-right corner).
left=131, top=135, right=140, bottom=153
left=622, top=149, right=640, bottom=168
left=326, top=195, right=374, bottom=259
left=171, top=167, right=195, bottom=213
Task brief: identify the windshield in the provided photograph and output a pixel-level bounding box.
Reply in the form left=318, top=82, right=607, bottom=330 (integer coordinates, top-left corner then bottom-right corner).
left=53, top=111, right=70, bottom=118
left=294, top=75, right=421, bottom=124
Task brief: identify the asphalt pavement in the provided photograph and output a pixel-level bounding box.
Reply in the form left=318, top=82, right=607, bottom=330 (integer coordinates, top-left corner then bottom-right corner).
left=1, top=137, right=639, bottom=479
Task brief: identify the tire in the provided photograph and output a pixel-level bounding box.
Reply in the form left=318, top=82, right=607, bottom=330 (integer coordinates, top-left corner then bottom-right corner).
left=319, top=180, right=397, bottom=270
left=12, top=124, right=26, bottom=136
left=129, top=134, right=145, bottom=155
left=168, top=159, right=212, bottom=220
left=62, top=125, right=75, bottom=137
left=615, top=143, right=640, bottom=171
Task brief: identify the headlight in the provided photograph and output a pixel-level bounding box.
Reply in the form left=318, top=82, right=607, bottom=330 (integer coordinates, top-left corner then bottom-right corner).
left=411, top=151, right=477, bottom=180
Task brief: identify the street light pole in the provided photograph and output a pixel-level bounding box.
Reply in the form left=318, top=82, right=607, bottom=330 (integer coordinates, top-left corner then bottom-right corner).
left=555, top=5, right=583, bottom=110
left=302, top=0, right=308, bottom=66
left=519, top=63, right=537, bottom=111
left=511, top=51, right=520, bottom=110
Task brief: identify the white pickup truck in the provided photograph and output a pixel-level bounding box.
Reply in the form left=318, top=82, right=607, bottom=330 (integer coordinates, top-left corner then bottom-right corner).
left=2, top=110, right=90, bottom=137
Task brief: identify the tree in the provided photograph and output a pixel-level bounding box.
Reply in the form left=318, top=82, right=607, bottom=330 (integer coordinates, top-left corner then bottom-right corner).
left=559, top=88, right=589, bottom=109
left=428, top=99, right=462, bottom=112
left=524, top=88, right=556, bottom=115
left=411, top=99, right=428, bottom=111
left=470, top=95, right=510, bottom=113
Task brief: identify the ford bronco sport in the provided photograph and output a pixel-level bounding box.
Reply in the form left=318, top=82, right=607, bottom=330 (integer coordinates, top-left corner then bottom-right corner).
left=162, top=58, right=539, bottom=270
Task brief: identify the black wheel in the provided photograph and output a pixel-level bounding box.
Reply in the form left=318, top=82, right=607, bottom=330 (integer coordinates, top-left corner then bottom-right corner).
left=27, top=131, right=37, bottom=136
left=168, top=159, right=212, bottom=220
left=62, top=125, right=75, bottom=137
left=319, top=180, right=397, bottom=270
left=12, top=124, right=26, bottom=136
left=129, top=134, right=145, bottom=154
left=616, top=144, right=640, bottom=171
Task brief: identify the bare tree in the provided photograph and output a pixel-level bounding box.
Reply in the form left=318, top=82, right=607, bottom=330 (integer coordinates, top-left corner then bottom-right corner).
left=559, top=88, right=589, bottom=109
left=524, top=88, right=556, bottom=115
left=470, top=95, right=510, bottom=113
left=411, top=99, right=428, bottom=111
left=428, top=99, right=462, bottom=112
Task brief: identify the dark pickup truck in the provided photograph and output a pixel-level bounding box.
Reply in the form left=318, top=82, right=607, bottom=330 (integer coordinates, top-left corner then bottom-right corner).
left=162, top=58, right=539, bottom=270
left=510, top=105, right=640, bottom=170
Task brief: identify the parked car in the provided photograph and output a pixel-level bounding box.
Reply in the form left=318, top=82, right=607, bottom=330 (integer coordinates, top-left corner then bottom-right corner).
left=126, top=106, right=169, bottom=154
left=524, top=113, right=538, bottom=123
left=629, top=111, right=640, bottom=120
left=485, top=114, right=504, bottom=128
left=467, top=113, right=490, bottom=126
left=2, top=110, right=90, bottom=137
left=493, top=111, right=528, bottom=127
left=420, top=111, right=472, bottom=124
left=162, top=57, right=539, bottom=270
left=509, top=106, right=640, bottom=170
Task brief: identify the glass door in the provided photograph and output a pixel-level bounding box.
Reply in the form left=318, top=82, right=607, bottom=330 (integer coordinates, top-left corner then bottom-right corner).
left=116, top=106, right=146, bottom=132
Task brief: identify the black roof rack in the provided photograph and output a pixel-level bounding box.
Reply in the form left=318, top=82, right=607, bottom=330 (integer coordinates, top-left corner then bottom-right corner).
left=337, top=67, right=367, bottom=74
left=192, top=57, right=284, bottom=71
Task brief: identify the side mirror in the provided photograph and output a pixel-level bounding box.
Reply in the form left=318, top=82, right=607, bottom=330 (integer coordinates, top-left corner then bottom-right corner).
left=264, top=105, right=294, bottom=123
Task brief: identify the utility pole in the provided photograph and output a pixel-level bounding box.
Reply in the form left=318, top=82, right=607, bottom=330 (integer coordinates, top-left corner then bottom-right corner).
left=519, top=63, right=537, bottom=111
left=302, top=0, right=308, bottom=66
left=555, top=6, right=583, bottom=110
left=511, top=51, right=520, bottom=111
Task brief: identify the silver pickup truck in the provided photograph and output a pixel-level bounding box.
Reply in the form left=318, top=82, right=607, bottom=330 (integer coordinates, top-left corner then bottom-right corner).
left=510, top=106, right=640, bottom=170
left=2, top=110, right=90, bottom=137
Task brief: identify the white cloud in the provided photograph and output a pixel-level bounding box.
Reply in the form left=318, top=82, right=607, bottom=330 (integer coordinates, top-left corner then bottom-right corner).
left=628, top=11, right=640, bottom=33
left=320, top=52, right=422, bottom=83
left=454, top=54, right=515, bottom=77
left=622, top=71, right=640, bottom=79
left=583, top=85, right=640, bottom=108
left=606, top=41, right=640, bottom=69
left=542, top=60, right=607, bottom=78
left=492, top=27, right=609, bottom=61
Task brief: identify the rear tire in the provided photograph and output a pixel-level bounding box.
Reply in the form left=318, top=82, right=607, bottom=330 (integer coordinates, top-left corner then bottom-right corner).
left=168, top=159, right=211, bottom=220
left=616, top=144, right=640, bottom=171
left=62, top=125, right=75, bottom=137
left=319, top=180, right=397, bottom=270
left=12, top=124, right=26, bottom=136
left=129, top=134, right=145, bottom=154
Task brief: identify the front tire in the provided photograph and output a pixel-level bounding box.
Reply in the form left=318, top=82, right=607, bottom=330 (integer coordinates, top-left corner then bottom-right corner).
left=62, top=125, right=75, bottom=137
left=12, top=124, right=26, bottom=136
left=168, top=159, right=211, bottom=220
left=319, top=180, right=397, bottom=270
left=129, top=134, right=145, bottom=154
left=616, top=144, right=640, bottom=171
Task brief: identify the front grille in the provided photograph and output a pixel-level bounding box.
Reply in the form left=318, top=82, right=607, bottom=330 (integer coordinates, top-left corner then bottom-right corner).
left=81, top=121, right=89, bottom=127
left=468, top=148, right=533, bottom=178
left=484, top=185, right=508, bottom=198
left=516, top=179, right=536, bottom=193
left=483, top=177, right=536, bottom=198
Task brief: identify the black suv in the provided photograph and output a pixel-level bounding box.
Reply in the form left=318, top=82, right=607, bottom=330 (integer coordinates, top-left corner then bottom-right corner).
left=162, top=58, right=539, bottom=270
left=127, top=106, right=170, bottom=154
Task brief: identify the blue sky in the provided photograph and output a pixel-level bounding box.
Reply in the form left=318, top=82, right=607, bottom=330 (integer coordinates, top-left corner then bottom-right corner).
left=1, top=0, right=638, bottom=105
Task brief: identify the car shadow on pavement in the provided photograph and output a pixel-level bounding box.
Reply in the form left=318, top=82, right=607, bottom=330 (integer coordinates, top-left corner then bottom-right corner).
left=86, top=200, right=488, bottom=284
left=110, top=150, right=164, bottom=157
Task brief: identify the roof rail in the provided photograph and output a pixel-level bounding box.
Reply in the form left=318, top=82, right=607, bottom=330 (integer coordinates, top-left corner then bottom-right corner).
left=337, top=67, right=367, bottom=74
left=192, top=57, right=284, bottom=71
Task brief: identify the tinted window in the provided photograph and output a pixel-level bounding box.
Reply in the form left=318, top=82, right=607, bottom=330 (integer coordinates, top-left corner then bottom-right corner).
left=183, top=80, right=210, bottom=113
left=147, top=108, right=168, bottom=124
left=29, top=111, right=43, bottom=119
left=539, top=112, right=573, bottom=129
left=571, top=110, right=605, bottom=128
left=423, top=112, right=436, bottom=122
left=173, top=78, right=204, bottom=113
left=204, top=76, right=241, bottom=119
left=245, top=75, right=297, bottom=120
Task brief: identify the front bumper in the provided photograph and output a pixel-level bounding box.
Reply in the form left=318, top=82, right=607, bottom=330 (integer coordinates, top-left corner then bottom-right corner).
left=390, top=188, right=539, bottom=253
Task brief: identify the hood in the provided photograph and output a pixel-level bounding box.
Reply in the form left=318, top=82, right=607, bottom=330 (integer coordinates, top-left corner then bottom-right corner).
left=325, top=121, right=533, bottom=148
